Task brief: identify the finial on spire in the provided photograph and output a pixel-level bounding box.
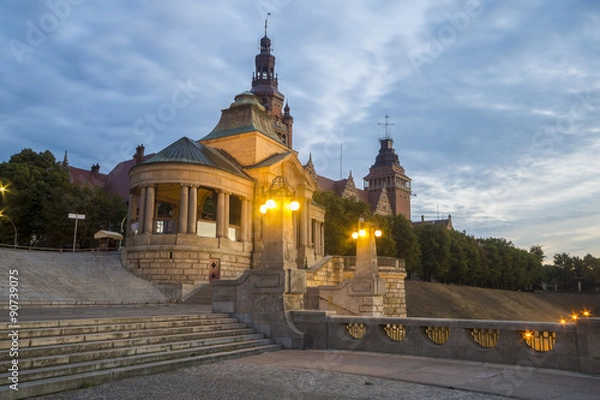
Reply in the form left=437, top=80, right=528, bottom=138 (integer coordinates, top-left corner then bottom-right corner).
left=265, top=13, right=271, bottom=36
left=378, top=114, right=395, bottom=139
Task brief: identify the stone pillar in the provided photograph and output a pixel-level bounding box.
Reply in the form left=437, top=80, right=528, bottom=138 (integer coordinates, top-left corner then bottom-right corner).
left=240, top=197, right=249, bottom=242
left=224, top=192, right=230, bottom=239
left=216, top=190, right=225, bottom=238
left=355, top=224, right=379, bottom=279
left=320, top=222, right=325, bottom=256
left=299, top=200, right=308, bottom=247
left=138, top=186, right=147, bottom=234
left=259, top=197, right=298, bottom=270
left=143, top=185, right=155, bottom=234
left=127, top=193, right=137, bottom=237
left=179, top=185, right=189, bottom=234
left=188, top=186, right=197, bottom=234
left=313, top=220, right=321, bottom=258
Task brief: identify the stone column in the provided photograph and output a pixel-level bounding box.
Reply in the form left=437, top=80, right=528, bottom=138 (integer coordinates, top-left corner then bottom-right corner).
left=299, top=200, right=308, bottom=247
left=143, top=185, right=155, bottom=234
left=320, top=222, right=325, bottom=256
left=354, top=223, right=379, bottom=279
left=216, top=190, right=226, bottom=238
left=127, top=193, right=137, bottom=237
left=178, top=185, right=189, bottom=234
left=313, top=220, right=321, bottom=258
left=240, top=197, right=249, bottom=242
left=188, top=186, right=198, bottom=234
left=224, top=192, right=230, bottom=239
left=138, top=186, right=147, bottom=234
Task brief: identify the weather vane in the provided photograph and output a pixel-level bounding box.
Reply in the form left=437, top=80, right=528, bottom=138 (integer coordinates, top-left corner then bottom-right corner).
left=378, top=115, right=394, bottom=138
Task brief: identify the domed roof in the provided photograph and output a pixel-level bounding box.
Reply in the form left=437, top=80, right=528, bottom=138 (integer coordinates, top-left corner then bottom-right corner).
left=139, top=137, right=248, bottom=178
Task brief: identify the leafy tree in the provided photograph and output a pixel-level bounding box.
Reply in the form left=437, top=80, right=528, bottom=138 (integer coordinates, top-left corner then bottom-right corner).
left=389, top=214, right=420, bottom=274
left=0, top=149, right=71, bottom=246
left=414, top=223, right=450, bottom=281
left=312, top=190, right=370, bottom=256
left=0, top=148, right=127, bottom=248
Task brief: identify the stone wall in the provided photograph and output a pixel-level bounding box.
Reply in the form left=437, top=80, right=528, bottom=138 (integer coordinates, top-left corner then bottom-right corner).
left=125, top=236, right=252, bottom=300
left=380, top=266, right=407, bottom=317
left=305, top=256, right=344, bottom=287
left=305, top=256, right=407, bottom=317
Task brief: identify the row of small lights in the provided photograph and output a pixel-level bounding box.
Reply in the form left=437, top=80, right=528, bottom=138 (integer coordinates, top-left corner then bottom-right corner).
left=559, top=310, right=592, bottom=324
left=351, top=227, right=382, bottom=239
left=259, top=199, right=300, bottom=214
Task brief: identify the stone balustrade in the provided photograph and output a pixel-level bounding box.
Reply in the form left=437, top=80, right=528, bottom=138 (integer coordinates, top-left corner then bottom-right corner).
left=291, top=312, right=600, bottom=375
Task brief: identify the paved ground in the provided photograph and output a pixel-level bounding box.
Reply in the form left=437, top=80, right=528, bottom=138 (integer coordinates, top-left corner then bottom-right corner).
left=34, top=349, right=600, bottom=400
left=13, top=305, right=600, bottom=400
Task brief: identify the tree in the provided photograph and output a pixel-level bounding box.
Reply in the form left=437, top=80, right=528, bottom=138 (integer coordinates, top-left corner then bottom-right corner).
left=0, top=148, right=127, bottom=248
left=0, top=149, right=71, bottom=246
left=414, top=223, right=450, bottom=281
left=312, top=191, right=370, bottom=256
left=553, top=252, right=575, bottom=291
left=388, top=214, right=420, bottom=274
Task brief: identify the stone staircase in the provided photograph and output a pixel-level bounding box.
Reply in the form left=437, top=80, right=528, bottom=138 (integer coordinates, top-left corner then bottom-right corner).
left=0, top=313, right=280, bottom=399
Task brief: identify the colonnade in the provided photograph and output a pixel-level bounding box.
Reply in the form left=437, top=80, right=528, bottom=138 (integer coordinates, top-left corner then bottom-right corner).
left=129, top=184, right=251, bottom=241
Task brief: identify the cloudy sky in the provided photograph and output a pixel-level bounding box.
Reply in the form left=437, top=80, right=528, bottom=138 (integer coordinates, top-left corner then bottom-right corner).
left=1, top=1, right=598, bottom=259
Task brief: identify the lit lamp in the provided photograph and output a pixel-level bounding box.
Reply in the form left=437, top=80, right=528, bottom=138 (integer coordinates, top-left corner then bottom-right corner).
left=259, top=176, right=300, bottom=214
left=351, top=217, right=382, bottom=240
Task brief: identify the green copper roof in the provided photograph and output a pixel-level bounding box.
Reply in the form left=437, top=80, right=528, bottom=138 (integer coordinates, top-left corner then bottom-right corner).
left=248, top=152, right=293, bottom=168
left=200, top=92, right=282, bottom=143
left=141, top=137, right=248, bottom=178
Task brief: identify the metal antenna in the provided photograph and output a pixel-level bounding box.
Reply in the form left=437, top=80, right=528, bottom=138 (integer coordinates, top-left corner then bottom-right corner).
left=378, top=114, right=394, bottom=138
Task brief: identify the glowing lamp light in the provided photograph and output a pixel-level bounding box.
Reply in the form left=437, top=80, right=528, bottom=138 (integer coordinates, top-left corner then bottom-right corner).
left=289, top=200, right=300, bottom=211
left=559, top=318, right=567, bottom=324
left=266, top=199, right=276, bottom=209
left=351, top=232, right=359, bottom=240
left=571, top=314, right=578, bottom=321
left=259, top=204, right=268, bottom=214
left=523, top=331, right=532, bottom=339
left=582, top=310, right=591, bottom=317
left=374, top=229, right=382, bottom=238
left=358, top=229, right=366, bottom=237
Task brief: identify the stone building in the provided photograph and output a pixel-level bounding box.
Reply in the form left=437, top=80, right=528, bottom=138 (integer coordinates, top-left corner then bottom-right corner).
left=122, top=30, right=325, bottom=299
left=306, top=127, right=412, bottom=219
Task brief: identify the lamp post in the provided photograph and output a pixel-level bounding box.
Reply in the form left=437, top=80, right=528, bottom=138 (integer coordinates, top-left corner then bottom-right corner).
left=351, top=217, right=382, bottom=278
left=0, top=212, right=17, bottom=249
left=258, top=176, right=301, bottom=270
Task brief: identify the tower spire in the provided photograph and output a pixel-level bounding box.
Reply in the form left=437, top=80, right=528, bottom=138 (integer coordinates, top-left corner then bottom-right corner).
left=251, top=17, right=293, bottom=148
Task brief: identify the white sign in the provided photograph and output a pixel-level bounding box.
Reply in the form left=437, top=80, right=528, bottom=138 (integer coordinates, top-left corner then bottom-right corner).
left=68, top=213, right=86, bottom=220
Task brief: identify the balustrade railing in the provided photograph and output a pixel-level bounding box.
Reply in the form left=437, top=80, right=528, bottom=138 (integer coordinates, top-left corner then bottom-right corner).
left=292, top=313, right=597, bottom=375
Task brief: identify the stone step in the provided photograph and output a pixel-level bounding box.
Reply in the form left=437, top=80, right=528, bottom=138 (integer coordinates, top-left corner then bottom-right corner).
left=0, top=316, right=239, bottom=340
left=0, top=320, right=246, bottom=350
left=0, top=312, right=281, bottom=399
left=0, top=312, right=230, bottom=331
left=2, top=327, right=256, bottom=361
left=0, top=332, right=266, bottom=371
left=1, top=337, right=274, bottom=383
left=0, top=344, right=281, bottom=400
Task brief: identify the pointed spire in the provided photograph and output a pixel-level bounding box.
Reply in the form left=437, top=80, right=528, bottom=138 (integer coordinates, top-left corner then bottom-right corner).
left=62, top=151, right=69, bottom=168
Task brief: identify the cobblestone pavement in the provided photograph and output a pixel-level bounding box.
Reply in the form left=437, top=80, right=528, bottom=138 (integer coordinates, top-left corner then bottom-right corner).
left=38, top=359, right=509, bottom=400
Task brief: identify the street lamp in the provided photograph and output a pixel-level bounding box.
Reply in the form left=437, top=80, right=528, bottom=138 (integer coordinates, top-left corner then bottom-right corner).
left=259, top=176, right=300, bottom=214
left=0, top=211, right=17, bottom=249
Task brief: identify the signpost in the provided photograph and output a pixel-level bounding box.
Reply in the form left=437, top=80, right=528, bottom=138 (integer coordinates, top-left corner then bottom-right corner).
left=68, top=213, right=85, bottom=252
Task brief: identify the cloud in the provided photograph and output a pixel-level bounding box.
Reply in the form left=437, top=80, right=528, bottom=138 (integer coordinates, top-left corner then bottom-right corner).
left=0, top=1, right=598, bottom=257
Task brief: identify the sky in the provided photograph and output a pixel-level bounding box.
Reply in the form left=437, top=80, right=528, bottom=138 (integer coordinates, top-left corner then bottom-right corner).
left=0, top=0, right=599, bottom=259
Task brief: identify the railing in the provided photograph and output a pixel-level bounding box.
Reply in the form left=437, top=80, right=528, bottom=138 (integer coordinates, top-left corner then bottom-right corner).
left=343, top=256, right=402, bottom=268
left=291, top=313, right=599, bottom=375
